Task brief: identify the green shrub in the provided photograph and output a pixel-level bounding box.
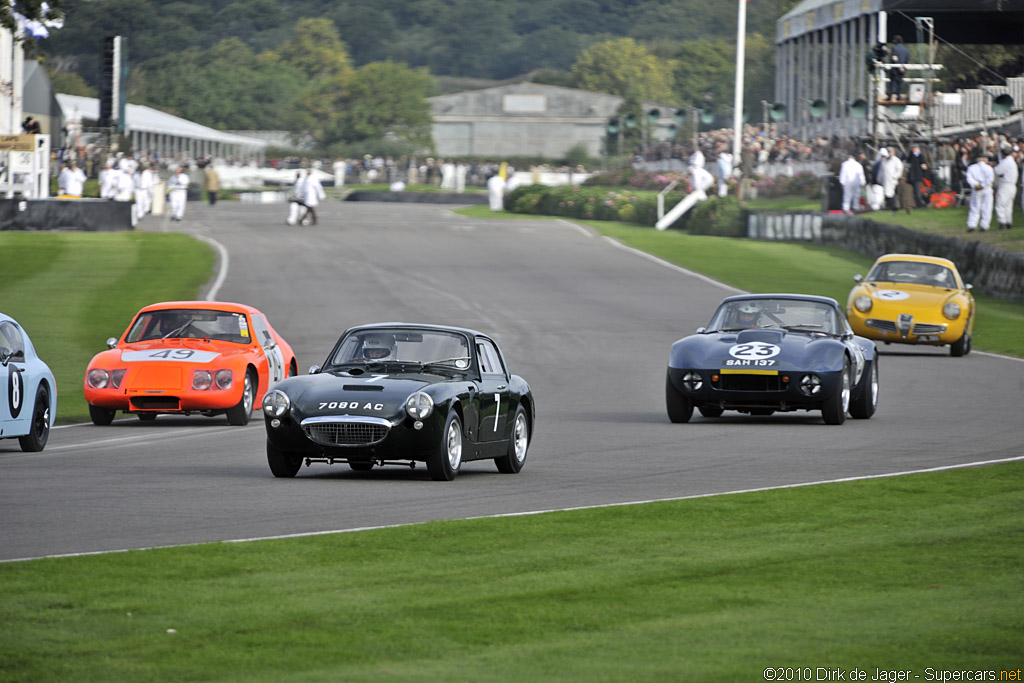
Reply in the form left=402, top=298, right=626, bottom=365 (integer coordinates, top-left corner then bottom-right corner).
left=688, top=196, right=747, bottom=237
left=504, top=184, right=685, bottom=227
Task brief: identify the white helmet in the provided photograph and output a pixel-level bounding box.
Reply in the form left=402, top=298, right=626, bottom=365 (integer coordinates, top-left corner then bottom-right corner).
left=361, top=332, right=396, bottom=360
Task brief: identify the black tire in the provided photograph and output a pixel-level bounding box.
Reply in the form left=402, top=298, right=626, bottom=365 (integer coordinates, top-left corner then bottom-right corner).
left=427, top=409, right=463, bottom=481
left=822, top=358, right=851, bottom=425
left=950, top=332, right=970, bottom=357
left=88, top=404, right=116, bottom=426
left=348, top=461, right=374, bottom=471
left=137, top=413, right=157, bottom=421
left=665, top=374, right=693, bottom=423
left=698, top=405, right=724, bottom=418
left=266, top=440, right=302, bottom=478
left=226, top=370, right=256, bottom=426
left=849, top=357, right=879, bottom=420
left=18, top=386, right=50, bottom=452
left=495, top=404, right=529, bottom=474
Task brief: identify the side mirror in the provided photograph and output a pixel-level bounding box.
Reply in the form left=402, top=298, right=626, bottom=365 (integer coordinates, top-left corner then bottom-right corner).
left=0, top=346, right=11, bottom=366
left=965, top=283, right=973, bottom=290
left=106, top=337, right=118, bottom=349
left=308, top=365, right=321, bottom=375
left=696, top=327, right=707, bottom=334
left=853, top=274, right=863, bottom=283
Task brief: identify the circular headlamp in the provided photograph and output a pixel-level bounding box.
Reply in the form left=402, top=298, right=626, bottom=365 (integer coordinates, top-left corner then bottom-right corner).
left=405, top=392, right=434, bottom=420
left=682, top=371, right=703, bottom=392
left=942, top=301, right=961, bottom=320
left=87, top=369, right=110, bottom=389
left=800, top=373, right=822, bottom=396
left=854, top=294, right=873, bottom=313
left=262, top=389, right=290, bottom=418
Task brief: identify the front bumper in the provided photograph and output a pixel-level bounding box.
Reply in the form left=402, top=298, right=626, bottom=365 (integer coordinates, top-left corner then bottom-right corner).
left=848, top=312, right=964, bottom=345
left=265, top=411, right=445, bottom=463
left=668, top=367, right=842, bottom=411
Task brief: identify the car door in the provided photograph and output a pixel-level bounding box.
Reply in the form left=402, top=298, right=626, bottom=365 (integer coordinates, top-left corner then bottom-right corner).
left=251, top=314, right=285, bottom=387
left=0, top=321, right=28, bottom=436
left=474, top=337, right=511, bottom=454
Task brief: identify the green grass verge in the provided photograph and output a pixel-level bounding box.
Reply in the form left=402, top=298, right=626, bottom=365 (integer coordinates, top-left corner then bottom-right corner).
left=451, top=207, right=1024, bottom=358
left=0, top=232, right=215, bottom=424
left=1, top=463, right=1021, bottom=680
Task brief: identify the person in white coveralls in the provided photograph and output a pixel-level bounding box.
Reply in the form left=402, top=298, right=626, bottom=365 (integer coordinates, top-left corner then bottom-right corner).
left=167, top=166, right=190, bottom=221
left=965, top=151, right=995, bottom=232
left=839, top=154, right=865, bottom=214
left=993, top=143, right=1017, bottom=230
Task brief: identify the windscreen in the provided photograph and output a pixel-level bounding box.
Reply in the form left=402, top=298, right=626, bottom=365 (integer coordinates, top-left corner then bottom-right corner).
left=125, top=309, right=252, bottom=344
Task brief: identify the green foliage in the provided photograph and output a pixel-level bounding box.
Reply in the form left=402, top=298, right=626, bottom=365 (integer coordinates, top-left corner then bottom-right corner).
left=572, top=38, right=676, bottom=102
left=270, top=17, right=352, bottom=81
left=687, top=196, right=746, bottom=237
left=754, top=171, right=821, bottom=199
left=504, top=184, right=677, bottom=226
left=1, top=0, right=62, bottom=33
left=290, top=60, right=436, bottom=150
left=46, top=69, right=95, bottom=97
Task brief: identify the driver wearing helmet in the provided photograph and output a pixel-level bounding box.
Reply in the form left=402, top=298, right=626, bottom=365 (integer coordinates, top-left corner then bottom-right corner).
left=155, top=311, right=189, bottom=338
left=736, top=302, right=761, bottom=328
left=360, top=332, right=396, bottom=360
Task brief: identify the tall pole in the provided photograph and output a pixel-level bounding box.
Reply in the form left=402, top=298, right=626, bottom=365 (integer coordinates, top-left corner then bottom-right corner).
left=732, top=0, right=747, bottom=164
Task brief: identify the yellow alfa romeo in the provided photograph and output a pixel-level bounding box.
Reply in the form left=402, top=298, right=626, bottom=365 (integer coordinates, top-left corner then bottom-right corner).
left=846, top=254, right=975, bottom=356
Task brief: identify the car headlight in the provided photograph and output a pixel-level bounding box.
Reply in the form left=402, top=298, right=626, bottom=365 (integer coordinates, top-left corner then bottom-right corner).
left=799, top=373, right=822, bottom=396
left=193, top=370, right=212, bottom=391
left=942, top=301, right=961, bottom=320
left=262, top=389, right=290, bottom=417
left=215, top=369, right=233, bottom=390
left=87, top=369, right=110, bottom=389
left=682, top=371, right=703, bottom=392
left=854, top=294, right=873, bottom=313
left=405, top=392, right=434, bottom=420
left=111, top=369, right=127, bottom=388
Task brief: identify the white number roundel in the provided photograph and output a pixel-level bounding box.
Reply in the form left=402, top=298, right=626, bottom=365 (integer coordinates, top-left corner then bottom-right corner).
left=875, top=289, right=909, bottom=301
left=728, top=342, right=781, bottom=360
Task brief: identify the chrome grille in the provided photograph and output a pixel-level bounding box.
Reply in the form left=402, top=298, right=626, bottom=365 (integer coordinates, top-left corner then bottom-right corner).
left=302, top=418, right=389, bottom=447
left=866, top=319, right=897, bottom=333
left=912, top=323, right=946, bottom=334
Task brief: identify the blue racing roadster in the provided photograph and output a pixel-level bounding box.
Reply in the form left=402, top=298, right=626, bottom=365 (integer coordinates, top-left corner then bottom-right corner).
left=666, top=294, right=878, bottom=425
left=1, top=313, right=56, bottom=451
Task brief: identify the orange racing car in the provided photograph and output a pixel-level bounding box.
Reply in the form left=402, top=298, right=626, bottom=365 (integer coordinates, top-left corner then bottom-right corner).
left=84, top=301, right=296, bottom=425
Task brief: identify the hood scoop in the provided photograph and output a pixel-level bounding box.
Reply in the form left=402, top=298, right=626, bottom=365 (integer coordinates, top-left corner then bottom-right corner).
left=735, top=329, right=785, bottom=344
left=343, top=385, right=384, bottom=392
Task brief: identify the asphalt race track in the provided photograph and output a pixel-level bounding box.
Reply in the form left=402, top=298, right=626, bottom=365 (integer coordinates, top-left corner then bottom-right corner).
left=2, top=199, right=1021, bottom=562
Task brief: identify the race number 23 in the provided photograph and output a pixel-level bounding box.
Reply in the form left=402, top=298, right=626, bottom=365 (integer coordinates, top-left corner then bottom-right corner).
left=728, top=342, right=781, bottom=360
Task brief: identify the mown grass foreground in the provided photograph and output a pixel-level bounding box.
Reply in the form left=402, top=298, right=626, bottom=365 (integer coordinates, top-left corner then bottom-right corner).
left=0, top=232, right=215, bottom=424
left=1, top=463, right=1021, bottom=681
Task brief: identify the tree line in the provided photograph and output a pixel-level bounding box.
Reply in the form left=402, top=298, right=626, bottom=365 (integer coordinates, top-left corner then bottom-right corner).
left=35, top=0, right=804, bottom=154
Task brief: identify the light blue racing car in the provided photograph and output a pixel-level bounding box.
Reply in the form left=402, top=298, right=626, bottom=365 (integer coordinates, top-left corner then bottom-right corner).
left=1, top=313, right=56, bottom=451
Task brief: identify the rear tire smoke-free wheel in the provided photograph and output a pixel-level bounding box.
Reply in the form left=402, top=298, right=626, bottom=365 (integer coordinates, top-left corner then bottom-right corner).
left=495, top=404, right=529, bottom=474
left=19, top=387, right=50, bottom=452
left=226, top=370, right=255, bottom=426
left=822, top=358, right=851, bottom=425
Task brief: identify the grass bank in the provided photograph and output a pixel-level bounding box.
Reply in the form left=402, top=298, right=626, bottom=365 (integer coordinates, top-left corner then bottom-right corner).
left=0, top=232, right=215, bottom=424
left=1, top=463, right=1020, bottom=680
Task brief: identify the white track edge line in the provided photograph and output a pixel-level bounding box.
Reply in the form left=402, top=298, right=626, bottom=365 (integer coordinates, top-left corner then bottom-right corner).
left=600, top=235, right=744, bottom=293
left=194, top=234, right=229, bottom=301
left=4, top=455, right=1021, bottom=564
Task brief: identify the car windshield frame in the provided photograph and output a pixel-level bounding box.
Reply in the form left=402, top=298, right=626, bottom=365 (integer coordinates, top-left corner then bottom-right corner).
left=125, top=309, right=254, bottom=344
left=867, top=260, right=959, bottom=288
left=707, top=298, right=841, bottom=335
left=325, top=328, right=473, bottom=373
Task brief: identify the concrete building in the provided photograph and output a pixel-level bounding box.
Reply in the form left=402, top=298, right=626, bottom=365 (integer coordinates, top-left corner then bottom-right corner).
left=429, top=82, right=679, bottom=159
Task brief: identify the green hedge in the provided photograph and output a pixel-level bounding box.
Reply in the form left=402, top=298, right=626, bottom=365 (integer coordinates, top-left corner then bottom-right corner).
left=688, top=196, right=747, bottom=237
left=505, top=184, right=688, bottom=226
